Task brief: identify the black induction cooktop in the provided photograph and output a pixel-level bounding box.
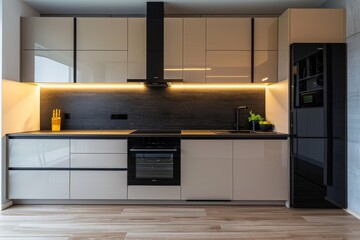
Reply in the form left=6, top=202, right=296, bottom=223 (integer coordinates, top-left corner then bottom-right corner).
left=131, top=130, right=181, bottom=134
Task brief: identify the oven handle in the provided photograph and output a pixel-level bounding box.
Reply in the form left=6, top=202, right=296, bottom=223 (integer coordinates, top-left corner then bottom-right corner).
left=129, top=149, right=178, bottom=152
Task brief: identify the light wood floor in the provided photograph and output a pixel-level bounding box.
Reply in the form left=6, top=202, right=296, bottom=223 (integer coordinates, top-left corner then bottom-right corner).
left=0, top=205, right=360, bottom=239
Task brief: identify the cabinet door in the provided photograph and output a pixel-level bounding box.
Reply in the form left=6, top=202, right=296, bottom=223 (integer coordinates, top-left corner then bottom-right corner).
left=206, top=18, right=251, bottom=50
left=9, top=139, right=70, bottom=168
left=254, top=51, right=278, bottom=83
left=70, top=171, right=127, bottom=199
left=181, top=140, right=233, bottom=200
left=9, top=170, right=69, bottom=199
left=233, top=140, right=289, bottom=201
left=77, top=18, right=127, bottom=50
left=77, top=51, right=127, bottom=82
left=21, top=50, right=74, bottom=83
left=254, top=18, right=278, bottom=51
left=128, top=18, right=146, bottom=80
left=164, top=18, right=183, bottom=80
left=21, top=17, right=74, bottom=50
left=206, top=51, right=251, bottom=83
left=71, top=154, right=127, bottom=168
left=289, top=9, right=345, bottom=44
left=183, top=18, right=206, bottom=83
left=70, top=139, right=127, bottom=154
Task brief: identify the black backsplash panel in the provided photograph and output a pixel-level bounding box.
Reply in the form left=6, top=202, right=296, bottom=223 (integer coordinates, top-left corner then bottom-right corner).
left=40, top=87, right=265, bottom=130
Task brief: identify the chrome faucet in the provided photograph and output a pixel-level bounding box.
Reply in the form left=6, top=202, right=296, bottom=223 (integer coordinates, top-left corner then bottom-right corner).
left=236, top=106, right=249, bottom=130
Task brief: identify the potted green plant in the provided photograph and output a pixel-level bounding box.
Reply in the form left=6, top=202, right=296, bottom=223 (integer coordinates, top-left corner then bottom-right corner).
left=259, top=120, right=274, bottom=132
left=248, top=111, right=264, bottom=131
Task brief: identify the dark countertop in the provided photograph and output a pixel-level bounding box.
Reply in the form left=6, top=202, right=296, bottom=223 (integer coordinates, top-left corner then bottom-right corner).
left=7, top=130, right=289, bottom=139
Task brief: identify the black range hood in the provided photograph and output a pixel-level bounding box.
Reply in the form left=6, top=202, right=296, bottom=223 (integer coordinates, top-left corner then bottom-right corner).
left=145, top=2, right=168, bottom=87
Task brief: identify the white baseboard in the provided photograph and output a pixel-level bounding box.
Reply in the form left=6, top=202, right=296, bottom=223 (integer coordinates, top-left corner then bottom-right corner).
left=1, top=201, right=13, bottom=211
left=346, top=209, right=360, bottom=220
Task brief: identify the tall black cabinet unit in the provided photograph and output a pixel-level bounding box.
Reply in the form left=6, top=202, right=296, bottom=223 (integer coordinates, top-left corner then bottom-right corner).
left=290, top=43, right=347, bottom=208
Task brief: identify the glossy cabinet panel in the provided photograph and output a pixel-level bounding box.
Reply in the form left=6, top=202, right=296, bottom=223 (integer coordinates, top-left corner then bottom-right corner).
left=21, top=50, right=74, bottom=83
left=77, top=18, right=127, bottom=50
left=128, top=18, right=146, bottom=80
left=77, top=51, right=127, bottom=82
left=21, top=17, right=74, bottom=50
left=9, top=139, right=70, bottom=168
left=289, top=9, right=345, bottom=44
left=164, top=18, right=183, bottom=80
left=70, top=154, right=127, bottom=168
left=9, top=170, right=69, bottom=199
left=206, top=18, right=251, bottom=50
left=181, top=140, right=233, bottom=200
left=70, top=139, right=127, bottom=154
left=206, top=51, right=251, bottom=83
left=183, top=18, right=206, bottom=83
left=254, top=51, right=278, bottom=83
left=70, top=171, right=127, bottom=199
left=128, top=186, right=181, bottom=200
left=254, top=18, right=278, bottom=51
left=233, top=140, right=289, bottom=201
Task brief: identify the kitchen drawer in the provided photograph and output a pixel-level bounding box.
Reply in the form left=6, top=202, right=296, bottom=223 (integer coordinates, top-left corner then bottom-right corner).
left=70, top=139, right=127, bottom=154
left=9, top=170, right=69, bottom=199
left=9, top=139, right=70, bottom=168
left=71, top=154, right=127, bottom=168
left=128, top=186, right=181, bottom=200
left=70, top=171, right=127, bottom=199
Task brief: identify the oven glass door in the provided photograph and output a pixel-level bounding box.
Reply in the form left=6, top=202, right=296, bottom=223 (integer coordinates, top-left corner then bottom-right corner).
left=135, top=152, right=174, bottom=179
left=128, top=149, right=180, bottom=185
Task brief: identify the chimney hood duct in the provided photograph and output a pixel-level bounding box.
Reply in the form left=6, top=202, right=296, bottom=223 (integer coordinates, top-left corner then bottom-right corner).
left=146, top=2, right=168, bottom=87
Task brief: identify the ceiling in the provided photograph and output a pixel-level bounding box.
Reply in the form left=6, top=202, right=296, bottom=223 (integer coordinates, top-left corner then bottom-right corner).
left=22, top=0, right=327, bottom=16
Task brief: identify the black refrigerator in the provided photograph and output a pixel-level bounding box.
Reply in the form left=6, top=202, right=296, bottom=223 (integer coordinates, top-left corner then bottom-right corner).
left=290, top=43, right=347, bottom=208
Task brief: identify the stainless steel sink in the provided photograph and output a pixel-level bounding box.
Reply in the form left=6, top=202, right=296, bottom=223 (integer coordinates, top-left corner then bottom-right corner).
left=212, top=130, right=256, bottom=134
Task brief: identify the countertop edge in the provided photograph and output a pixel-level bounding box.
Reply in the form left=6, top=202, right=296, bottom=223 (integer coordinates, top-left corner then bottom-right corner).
left=7, top=132, right=289, bottom=140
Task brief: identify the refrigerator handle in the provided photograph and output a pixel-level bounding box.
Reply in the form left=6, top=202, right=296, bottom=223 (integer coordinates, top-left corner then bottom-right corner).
left=324, top=139, right=333, bottom=186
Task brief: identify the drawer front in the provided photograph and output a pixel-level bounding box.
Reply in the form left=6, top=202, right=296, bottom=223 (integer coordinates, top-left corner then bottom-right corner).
left=128, top=186, right=181, bottom=200
left=9, top=139, right=70, bottom=168
left=70, top=171, right=127, bottom=199
left=70, top=140, right=127, bottom=154
left=71, top=154, right=127, bottom=168
left=9, top=170, right=69, bottom=199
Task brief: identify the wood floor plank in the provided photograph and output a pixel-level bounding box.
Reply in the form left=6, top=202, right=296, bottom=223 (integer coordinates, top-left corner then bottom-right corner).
left=0, top=205, right=359, bottom=239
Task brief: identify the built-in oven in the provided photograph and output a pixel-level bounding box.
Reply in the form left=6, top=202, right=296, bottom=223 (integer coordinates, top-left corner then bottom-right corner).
left=128, top=134, right=180, bottom=186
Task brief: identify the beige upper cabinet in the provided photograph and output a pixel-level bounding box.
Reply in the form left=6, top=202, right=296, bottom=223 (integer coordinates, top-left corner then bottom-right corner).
left=128, top=18, right=146, bottom=80
left=164, top=18, right=183, bottom=80
left=254, top=18, right=278, bottom=51
left=183, top=18, right=206, bottom=83
left=21, top=17, right=74, bottom=50
left=254, top=18, right=278, bottom=83
left=289, top=9, right=345, bottom=43
left=206, top=18, right=251, bottom=50
left=77, top=51, right=127, bottom=82
left=206, top=51, right=251, bottom=83
left=278, top=8, right=345, bottom=82
left=254, top=51, right=278, bottom=83
left=77, top=18, right=128, bottom=50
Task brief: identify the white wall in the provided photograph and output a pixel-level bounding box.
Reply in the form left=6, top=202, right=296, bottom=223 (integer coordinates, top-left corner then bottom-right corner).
left=322, top=0, right=360, bottom=215
left=265, top=80, right=289, bottom=134
left=1, top=0, right=39, bottom=208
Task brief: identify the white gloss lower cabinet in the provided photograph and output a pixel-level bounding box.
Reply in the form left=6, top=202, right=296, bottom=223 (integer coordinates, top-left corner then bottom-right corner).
left=9, top=139, right=70, bottom=168
left=9, top=170, right=69, bottom=199
left=233, top=140, right=289, bottom=201
left=70, top=171, right=127, bottom=199
left=181, top=140, right=233, bottom=200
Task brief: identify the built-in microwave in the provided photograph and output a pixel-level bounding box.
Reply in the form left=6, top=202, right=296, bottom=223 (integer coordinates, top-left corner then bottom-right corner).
left=299, top=90, right=323, bottom=108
